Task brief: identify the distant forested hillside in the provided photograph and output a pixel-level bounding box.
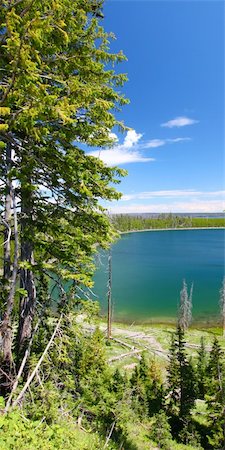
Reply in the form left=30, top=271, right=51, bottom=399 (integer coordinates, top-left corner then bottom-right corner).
left=112, top=214, right=225, bottom=232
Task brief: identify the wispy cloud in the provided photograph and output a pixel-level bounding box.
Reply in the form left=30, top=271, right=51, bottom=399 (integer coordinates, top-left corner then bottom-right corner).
left=105, top=189, right=225, bottom=214
left=143, top=139, right=166, bottom=148
left=167, top=137, right=191, bottom=143
left=143, top=137, right=191, bottom=148
left=161, top=116, right=199, bottom=128
left=89, top=130, right=191, bottom=166
left=107, top=200, right=225, bottom=214
left=90, top=148, right=155, bottom=165
left=90, top=130, right=154, bottom=165
left=121, top=190, right=225, bottom=201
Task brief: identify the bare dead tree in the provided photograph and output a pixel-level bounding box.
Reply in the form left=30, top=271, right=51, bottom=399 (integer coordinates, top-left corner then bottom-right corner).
left=0, top=146, right=18, bottom=373
left=11, top=314, right=62, bottom=409
left=178, top=279, right=193, bottom=331
left=107, top=248, right=112, bottom=339
left=3, top=145, right=13, bottom=286
left=4, top=319, right=40, bottom=413
left=219, top=277, right=225, bottom=338
left=18, top=169, right=36, bottom=351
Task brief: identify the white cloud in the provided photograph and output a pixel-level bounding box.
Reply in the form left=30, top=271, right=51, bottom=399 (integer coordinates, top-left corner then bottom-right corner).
left=108, top=132, right=118, bottom=143
left=106, top=190, right=225, bottom=214
left=107, top=200, right=225, bottom=214
left=121, top=190, right=225, bottom=201
left=89, top=129, right=192, bottom=166
left=168, top=137, right=192, bottom=143
left=90, top=129, right=153, bottom=165
left=161, top=116, right=199, bottom=128
left=123, top=129, right=142, bottom=148
left=144, top=139, right=166, bottom=148
left=90, top=148, right=155, bottom=165
left=143, top=137, right=191, bottom=148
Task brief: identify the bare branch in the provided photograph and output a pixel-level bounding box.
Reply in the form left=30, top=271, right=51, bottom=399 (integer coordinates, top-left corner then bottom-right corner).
left=11, top=314, right=62, bottom=409
left=4, top=319, right=40, bottom=413
left=0, top=217, right=11, bottom=248
left=103, top=421, right=116, bottom=449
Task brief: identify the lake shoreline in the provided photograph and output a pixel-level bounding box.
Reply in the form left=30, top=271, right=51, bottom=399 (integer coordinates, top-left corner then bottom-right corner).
left=95, top=229, right=224, bottom=328
left=99, top=315, right=221, bottom=331
left=120, top=227, right=225, bottom=234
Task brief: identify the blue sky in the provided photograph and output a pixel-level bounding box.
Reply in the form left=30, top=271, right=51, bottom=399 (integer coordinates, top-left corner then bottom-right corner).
left=89, top=0, right=225, bottom=213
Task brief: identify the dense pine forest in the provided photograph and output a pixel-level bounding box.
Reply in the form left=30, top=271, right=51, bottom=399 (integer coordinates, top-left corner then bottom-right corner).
left=0, top=1, right=224, bottom=449
left=111, top=214, right=225, bottom=233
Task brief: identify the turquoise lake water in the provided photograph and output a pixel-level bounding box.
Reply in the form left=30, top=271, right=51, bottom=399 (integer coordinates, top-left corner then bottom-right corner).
left=92, top=229, right=225, bottom=324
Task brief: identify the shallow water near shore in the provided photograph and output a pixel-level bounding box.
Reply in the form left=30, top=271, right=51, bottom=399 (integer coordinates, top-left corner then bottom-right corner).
left=92, top=229, right=225, bottom=325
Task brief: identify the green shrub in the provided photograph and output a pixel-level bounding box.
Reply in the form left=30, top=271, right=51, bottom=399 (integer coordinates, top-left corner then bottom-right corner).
left=0, top=410, right=108, bottom=450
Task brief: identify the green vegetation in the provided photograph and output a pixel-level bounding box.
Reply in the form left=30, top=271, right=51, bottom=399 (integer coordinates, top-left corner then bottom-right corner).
left=0, top=0, right=224, bottom=448
left=0, top=0, right=127, bottom=377
left=0, top=409, right=107, bottom=450
left=112, top=214, right=225, bottom=232
left=0, top=318, right=224, bottom=449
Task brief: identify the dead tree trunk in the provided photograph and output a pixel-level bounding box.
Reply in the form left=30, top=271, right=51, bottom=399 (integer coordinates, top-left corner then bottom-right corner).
left=12, top=315, right=62, bottom=409
left=18, top=176, right=36, bottom=353
left=107, top=249, right=112, bottom=339
left=219, top=277, right=225, bottom=338
left=0, top=145, right=14, bottom=367
left=1, top=193, right=19, bottom=363
left=18, top=243, right=36, bottom=351
left=3, top=145, right=12, bottom=286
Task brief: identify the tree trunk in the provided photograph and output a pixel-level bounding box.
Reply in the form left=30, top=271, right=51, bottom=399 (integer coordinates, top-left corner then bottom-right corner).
left=3, top=146, right=12, bottom=284
left=0, top=145, right=13, bottom=366
left=107, top=249, right=112, bottom=339
left=18, top=243, right=36, bottom=351
left=18, top=176, right=36, bottom=353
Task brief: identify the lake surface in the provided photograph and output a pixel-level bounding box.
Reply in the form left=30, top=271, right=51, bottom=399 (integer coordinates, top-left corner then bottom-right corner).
left=92, top=229, right=225, bottom=324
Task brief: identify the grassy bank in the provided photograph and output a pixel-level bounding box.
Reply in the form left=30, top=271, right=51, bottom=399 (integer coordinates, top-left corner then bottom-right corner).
left=98, top=318, right=225, bottom=366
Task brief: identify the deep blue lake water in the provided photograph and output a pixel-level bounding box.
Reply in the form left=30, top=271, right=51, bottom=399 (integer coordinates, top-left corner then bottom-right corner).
left=92, top=229, right=225, bottom=324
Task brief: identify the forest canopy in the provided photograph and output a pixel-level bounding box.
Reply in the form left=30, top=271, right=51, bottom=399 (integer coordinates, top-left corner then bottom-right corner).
left=0, top=0, right=127, bottom=377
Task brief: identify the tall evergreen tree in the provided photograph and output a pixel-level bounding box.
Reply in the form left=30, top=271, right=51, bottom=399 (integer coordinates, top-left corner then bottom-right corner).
left=196, top=336, right=208, bottom=399
left=167, top=327, right=196, bottom=420
left=150, top=410, right=172, bottom=449
left=206, top=337, right=225, bottom=449
left=146, top=359, right=164, bottom=416
left=130, top=353, right=164, bottom=417
left=0, top=0, right=128, bottom=387
left=130, top=360, right=148, bottom=418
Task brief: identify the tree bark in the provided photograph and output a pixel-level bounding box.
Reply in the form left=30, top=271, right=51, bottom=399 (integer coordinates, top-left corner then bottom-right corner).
left=18, top=242, right=36, bottom=351
left=0, top=145, right=13, bottom=366
left=3, top=146, right=12, bottom=284
left=18, top=174, right=36, bottom=353
left=107, top=249, right=112, bottom=339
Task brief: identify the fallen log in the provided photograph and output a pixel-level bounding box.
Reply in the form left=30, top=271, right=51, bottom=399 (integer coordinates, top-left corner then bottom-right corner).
left=108, top=349, right=142, bottom=363
left=111, top=337, right=135, bottom=350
